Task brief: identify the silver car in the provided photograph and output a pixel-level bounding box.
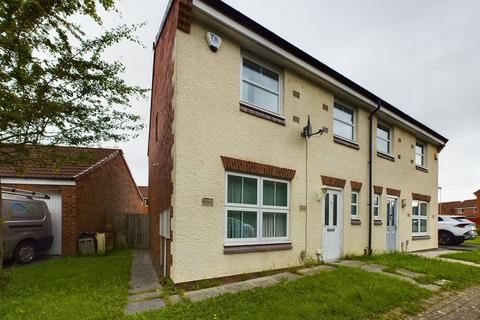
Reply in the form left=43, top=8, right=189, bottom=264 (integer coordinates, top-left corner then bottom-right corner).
left=2, top=194, right=53, bottom=264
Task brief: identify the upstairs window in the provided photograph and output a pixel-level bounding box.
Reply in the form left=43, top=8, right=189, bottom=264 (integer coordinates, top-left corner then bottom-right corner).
left=241, top=58, right=281, bottom=115
left=333, top=103, right=356, bottom=141
left=377, top=123, right=391, bottom=154
left=415, top=142, right=426, bottom=167
left=412, top=201, right=428, bottom=234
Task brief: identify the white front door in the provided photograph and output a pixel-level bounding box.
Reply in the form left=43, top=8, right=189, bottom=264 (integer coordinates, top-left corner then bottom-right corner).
left=43, top=193, right=62, bottom=255
left=386, top=197, right=397, bottom=251
left=322, top=189, right=343, bottom=261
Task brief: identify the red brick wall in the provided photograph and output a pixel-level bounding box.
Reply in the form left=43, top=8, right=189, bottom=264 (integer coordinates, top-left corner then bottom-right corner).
left=148, top=0, right=192, bottom=277
left=2, top=184, right=77, bottom=255
left=76, top=154, right=145, bottom=240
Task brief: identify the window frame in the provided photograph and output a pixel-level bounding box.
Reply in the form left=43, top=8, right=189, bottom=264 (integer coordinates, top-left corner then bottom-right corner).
left=412, top=200, right=429, bottom=235
left=224, top=172, right=290, bottom=245
left=351, top=191, right=359, bottom=218
left=373, top=194, right=380, bottom=218
left=377, top=122, right=392, bottom=155
left=240, top=55, right=283, bottom=117
left=333, top=101, right=357, bottom=142
left=415, top=141, right=426, bottom=167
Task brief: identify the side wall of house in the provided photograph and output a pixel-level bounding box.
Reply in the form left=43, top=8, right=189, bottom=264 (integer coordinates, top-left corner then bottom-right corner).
left=170, top=18, right=441, bottom=283
left=148, top=0, right=189, bottom=276
left=76, top=155, right=145, bottom=243
left=2, top=183, right=77, bottom=255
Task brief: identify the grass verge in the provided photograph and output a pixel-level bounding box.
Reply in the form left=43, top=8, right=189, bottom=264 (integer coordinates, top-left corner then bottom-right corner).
left=0, top=250, right=132, bottom=320
left=464, top=237, right=480, bottom=245
left=128, top=267, right=431, bottom=320
left=356, top=252, right=480, bottom=289
left=440, top=250, right=480, bottom=264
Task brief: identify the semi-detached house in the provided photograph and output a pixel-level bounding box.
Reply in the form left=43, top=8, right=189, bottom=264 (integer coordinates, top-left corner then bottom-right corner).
left=148, top=0, right=449, bottom=284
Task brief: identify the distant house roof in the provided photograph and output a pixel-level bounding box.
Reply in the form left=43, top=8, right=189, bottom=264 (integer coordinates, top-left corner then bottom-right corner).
left=458, top=199, right=477, bottom=208
left=439, top=201, right=462, bottom=215
left=439, top=199, right=477, bottom=215
left=0, top=145, right=121, bottom=180
left=138, top=186, right=148, bottom=199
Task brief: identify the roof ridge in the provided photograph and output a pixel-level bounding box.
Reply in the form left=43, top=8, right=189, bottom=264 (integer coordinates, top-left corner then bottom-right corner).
left=73, top=150, right=121, bottom=179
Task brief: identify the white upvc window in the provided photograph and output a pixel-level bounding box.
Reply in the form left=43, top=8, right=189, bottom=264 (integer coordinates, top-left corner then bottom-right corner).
left=373, top=194, right=380, bottom=218
left=415, top=142, right=426, bottom=167
left=241, top=57, right=281, bottom=115
left=412, top=201, right=428, bottom=234
left=225, top=172, right=289, bottom=244
left=377, top=123, right=392, bottom=154
left=351, top=191, right=359, bottom=218
left=333, top=102, right=356, bottom=141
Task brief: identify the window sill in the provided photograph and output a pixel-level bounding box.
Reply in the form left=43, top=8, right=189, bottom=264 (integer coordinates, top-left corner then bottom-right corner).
left=415, top=165, right=429, bottom=173
left=334, top=136, right=360, bottom=150
left=374, top=220, right=383, bottom=225
left=351, top=219, right=361, bottom=225
left=377, top=151, right=395, bottom=162
left=412, top=234, right=431, bottom=241
left=239, top=102, right=286, bottom=126
left=224, top=242, right=292, bottom=254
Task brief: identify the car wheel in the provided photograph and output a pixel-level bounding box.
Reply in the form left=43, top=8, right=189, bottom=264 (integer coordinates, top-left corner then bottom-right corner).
left=14, top=241, right=37, bottom=265
left=438, top=231, right=454, bottom=246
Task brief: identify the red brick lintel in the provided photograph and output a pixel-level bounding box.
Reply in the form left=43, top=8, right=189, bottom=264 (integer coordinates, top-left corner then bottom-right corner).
left=321, top=175, right=346, bottom=188
left=221, top=156, right=296, bottom=180
left=412, top=193, right=432, bottom=202
left=350, top=181, right=363, bottom=191
left=386, top=188, right=401, bottom=197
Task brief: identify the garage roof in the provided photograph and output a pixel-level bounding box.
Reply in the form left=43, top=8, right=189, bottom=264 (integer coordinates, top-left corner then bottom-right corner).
left=0, top=146, right=121, bottom=180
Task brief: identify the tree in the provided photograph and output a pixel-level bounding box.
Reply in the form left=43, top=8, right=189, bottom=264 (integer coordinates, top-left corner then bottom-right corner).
left=0, top=0, right=147, bottom=271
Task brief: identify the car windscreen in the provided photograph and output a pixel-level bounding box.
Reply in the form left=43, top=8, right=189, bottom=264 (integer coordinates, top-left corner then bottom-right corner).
left=451, top=217, right=472, bottom=223
left=2, top=199, right=45, bottom=220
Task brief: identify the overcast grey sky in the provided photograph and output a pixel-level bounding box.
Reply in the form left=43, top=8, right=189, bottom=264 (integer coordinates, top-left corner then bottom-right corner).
left=89, top=0, right=480, bottom=202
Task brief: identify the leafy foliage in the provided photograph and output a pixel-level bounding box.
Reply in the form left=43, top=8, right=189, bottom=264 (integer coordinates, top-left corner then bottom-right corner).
left=0, top=0, right=147, bottom=167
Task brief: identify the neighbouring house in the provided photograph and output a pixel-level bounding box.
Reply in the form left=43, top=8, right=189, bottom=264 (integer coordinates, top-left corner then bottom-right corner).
left=0, top=146, right=146, bottom=255
left=138, top=186, right=149, bottom=207
left=439, top=190, right=480, bottom=226
left=148, top=0, right=448, bottom=284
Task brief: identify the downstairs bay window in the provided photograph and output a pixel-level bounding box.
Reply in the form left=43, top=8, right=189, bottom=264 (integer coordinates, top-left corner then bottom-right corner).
left=225, top=173, right=289, bottom=244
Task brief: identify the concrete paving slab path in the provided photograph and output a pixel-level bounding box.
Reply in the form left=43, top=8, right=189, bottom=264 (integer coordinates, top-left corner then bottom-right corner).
left=128, top=250, right=162, bottom=294
left=125, top=250, right=165, bottom=315
left=297, top=265, right=335, bottom=276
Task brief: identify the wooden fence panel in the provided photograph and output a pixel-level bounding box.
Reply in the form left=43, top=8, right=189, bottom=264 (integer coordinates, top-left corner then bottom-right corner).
left=106, top=212, right=149, bottom=250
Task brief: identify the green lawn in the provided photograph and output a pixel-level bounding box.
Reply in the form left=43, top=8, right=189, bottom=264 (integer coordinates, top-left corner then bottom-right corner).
left=440, top=250, right=480, bottom=264
left=464, top=237, right=480, bottom=244
left=128, top=267, right=431, bottom=320
left=356, top=252, right=480, bottom=289
left=0, top=250, right=132, bottom=320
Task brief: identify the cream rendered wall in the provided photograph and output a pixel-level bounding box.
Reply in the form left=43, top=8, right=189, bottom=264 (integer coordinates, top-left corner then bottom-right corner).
left=170, top=19, right=439, bottom=283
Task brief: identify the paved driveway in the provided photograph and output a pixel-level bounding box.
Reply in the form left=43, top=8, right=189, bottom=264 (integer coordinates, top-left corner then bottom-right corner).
left=409, top=286, right=480, bottom=320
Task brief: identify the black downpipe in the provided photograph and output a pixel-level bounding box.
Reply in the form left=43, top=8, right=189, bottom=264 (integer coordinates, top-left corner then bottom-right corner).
left=368, top=101, right=381, bottom=255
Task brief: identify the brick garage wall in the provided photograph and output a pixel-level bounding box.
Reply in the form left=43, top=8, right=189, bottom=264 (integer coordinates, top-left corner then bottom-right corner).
left=2, top=183, right=77, bottom=255
left=75, top=154, right=145, bottom=243
left=148, top=0, right=192, bottom=277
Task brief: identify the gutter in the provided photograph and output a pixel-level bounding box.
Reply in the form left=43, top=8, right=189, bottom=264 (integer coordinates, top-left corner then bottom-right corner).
left=368, top=101, right=381, bottom=255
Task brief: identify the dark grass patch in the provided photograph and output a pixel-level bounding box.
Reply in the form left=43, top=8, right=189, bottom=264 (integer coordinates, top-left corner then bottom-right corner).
left=128, top=267, right=431, bottom=320
left=0, top=250, right=132, bottom=320
left=356, top=252, right=480, bottom=290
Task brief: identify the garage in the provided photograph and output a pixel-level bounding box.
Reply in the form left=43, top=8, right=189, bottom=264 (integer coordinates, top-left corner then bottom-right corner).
left=0, top=146, right=146, bottom=255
